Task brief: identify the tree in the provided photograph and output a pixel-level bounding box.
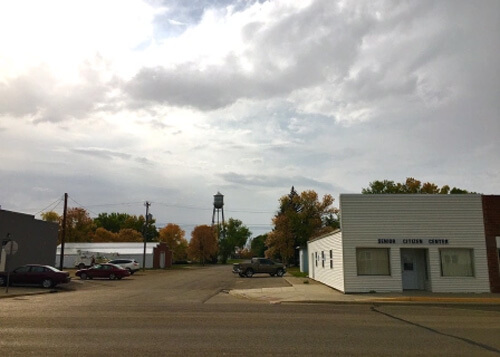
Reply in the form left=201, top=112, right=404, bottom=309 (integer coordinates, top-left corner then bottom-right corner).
left=218, top=218, right=252, bottom=264
left=362, top=177, right=472, bottom=194
left=117, top=228, right=143, bottom=242
left=187, top=225, right=218, bottom=265
left=92, top=227, right=118, bottom=242
left=158, top=223, right=188, bottom=262
left=238, top=248, right=253, bottom=259
left=94, top=212, right=130, bottom=233
left=65, top=207, right=95, bottom=243
left=250, top=234, right=268, bottom=257
left=266, top=187, right=338, bottom=265
left=266, top=214, right=295, bottom=265
left=94, top=212, right=159, bottom=241
left=41, top=211, right=60, bottom=223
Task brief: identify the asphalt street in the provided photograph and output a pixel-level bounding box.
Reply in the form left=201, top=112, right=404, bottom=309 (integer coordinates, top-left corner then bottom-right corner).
left=1, top=265, right=499, bottom=356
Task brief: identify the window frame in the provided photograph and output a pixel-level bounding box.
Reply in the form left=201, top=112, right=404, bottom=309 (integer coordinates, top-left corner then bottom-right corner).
left=356, top=248, right=391, bottom=276
left=439, top=248, right=475, bottom=277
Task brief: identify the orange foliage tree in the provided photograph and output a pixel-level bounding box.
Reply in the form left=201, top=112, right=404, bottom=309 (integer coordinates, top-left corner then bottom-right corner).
left=266, top=187, right=338, bottom=265
left=187, top=225, right=218, bottom=265
left=92, top=227, right=118, bottom=242
left=65, top=207, right=95, bottom=243
left=158, top=223, right=188, bottom=262
left=117, top=228, right=143, bottom=242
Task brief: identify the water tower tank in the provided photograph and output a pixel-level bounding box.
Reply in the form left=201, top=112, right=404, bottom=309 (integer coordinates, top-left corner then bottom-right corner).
left=213, top=192, right=224, bottom=209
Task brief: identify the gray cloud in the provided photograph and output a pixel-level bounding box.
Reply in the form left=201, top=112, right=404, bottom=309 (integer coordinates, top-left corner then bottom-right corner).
left=124, top=1, right=380, bottom=112
left=0, top=63, right=113, bottom=123
left=1, top=0, right=499, bottom=238
left=219, top=171, right=336, bottom=191
left=71, top=147, right=153, bottom=166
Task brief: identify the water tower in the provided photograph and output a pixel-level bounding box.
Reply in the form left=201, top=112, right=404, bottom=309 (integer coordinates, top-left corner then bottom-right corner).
left=212, top=192, right=225, bottom=239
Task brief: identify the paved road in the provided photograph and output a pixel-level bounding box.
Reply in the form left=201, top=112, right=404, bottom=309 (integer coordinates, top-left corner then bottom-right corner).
left=1, top=265, right=499, bottom=356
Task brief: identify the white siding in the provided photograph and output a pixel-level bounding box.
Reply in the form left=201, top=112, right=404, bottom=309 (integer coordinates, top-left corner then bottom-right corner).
left=56, top=242, right=157, bottom=268
left=308, top=231, right=345, bottom=292
left=340, top=194, right=490, bottom=293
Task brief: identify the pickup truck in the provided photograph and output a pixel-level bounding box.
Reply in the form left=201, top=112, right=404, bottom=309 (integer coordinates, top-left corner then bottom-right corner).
left=232, top=258, right=286, bottom=278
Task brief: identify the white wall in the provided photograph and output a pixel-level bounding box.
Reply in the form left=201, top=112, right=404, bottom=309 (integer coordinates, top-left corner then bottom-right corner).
left=339, top=194, right=490, bottom=293
left=308, top=231, right=344, bottom=292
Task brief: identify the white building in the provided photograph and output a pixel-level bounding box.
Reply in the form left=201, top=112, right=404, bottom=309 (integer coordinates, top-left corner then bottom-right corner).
left=308, top=194, right=499, bottom=293
left=56, top=242, right=159, bottom=269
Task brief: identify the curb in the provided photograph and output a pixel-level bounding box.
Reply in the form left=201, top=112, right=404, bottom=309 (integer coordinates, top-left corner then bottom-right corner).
left=0, top=289, right=57, bottom=299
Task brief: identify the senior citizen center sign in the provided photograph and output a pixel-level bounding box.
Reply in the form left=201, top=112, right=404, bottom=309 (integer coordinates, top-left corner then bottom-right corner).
left=377, top=238, right=449, bottom=245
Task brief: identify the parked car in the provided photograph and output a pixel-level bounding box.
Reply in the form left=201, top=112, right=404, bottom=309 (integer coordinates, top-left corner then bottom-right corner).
left=107, top=259, right=140, bottom=274
left=75, top=263, right=130, bottom=280
left=233, top=258, right=286, bottom=278
left=0, top=264, right=71, bottom=288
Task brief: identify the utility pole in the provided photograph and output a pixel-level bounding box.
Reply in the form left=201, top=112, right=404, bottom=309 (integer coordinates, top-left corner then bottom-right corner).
left=59, top=193, right=68, bottom=271
left=142, top=201, right=151, bottom=271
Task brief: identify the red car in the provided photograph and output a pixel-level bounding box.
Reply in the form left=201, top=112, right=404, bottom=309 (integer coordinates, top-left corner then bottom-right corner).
left=0, top=264, right=71, bottom=288
left=76, top=263, right=130, bottom=280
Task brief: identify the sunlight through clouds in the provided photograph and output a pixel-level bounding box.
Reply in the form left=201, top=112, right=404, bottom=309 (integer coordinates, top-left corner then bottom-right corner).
left=0, top=0, right=498, bottom=235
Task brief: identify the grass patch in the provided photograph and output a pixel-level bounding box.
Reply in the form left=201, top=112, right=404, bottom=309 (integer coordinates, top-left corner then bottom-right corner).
left=226, top=259, right=245, bottom=264
left=287, top=266, right=308, bottom=278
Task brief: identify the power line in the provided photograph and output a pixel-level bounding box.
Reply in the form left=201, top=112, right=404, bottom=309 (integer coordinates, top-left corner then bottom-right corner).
left=67, top=195, right=99, bottom=216
left=70, top=199, right=276, bottom=214
left=28, top=196, right=277, bottom=220
left=33, top=196, right=64, bottom=216
left=153, top=201, right=275, bottom=213
left=81, top=201, right=145, bottom=208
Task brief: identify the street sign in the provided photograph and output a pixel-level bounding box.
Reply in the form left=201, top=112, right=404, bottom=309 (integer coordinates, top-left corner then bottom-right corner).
left=4, top=240, right=18, bottom=255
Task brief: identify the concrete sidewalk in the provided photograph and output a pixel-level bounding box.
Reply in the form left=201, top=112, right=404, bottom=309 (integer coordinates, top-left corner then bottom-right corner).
left=229, top=276, right=500, bottom=305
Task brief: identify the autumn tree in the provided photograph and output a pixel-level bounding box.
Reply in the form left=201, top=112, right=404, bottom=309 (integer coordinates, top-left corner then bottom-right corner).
left=266, top=214, right=295, bottom=265
left=41, top=211, right=60, bottom=223
left=266, top=187, right=338, bottom=265
left=187, top=225, right=218, bottom=265
left=218, top=218, right=252, bottom=264
left=117, top=228, right=143, bottom=242
left=158, top=223, right=188, bottom=262
left=65, top=207, right=95, bottom=243
left=362, top=178, right=472, bottom=194
left=92, top=227, right=118, bottom=242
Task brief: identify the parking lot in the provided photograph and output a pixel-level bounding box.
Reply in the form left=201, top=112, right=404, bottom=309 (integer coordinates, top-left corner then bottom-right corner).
left=1, top=265, right=500, bottom=356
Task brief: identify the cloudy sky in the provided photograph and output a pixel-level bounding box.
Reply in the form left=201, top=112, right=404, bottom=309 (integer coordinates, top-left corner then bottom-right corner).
left=1, top=0, right=499, bottom=237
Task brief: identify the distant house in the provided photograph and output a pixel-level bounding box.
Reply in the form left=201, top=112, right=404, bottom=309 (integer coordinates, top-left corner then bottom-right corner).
left=0, top=209, right=59, bottom=272
left=308, top=194, right=500, bottom=293
left=56, top=242, right=173, bottom=269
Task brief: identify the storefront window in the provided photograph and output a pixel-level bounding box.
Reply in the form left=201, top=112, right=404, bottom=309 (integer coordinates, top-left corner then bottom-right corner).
left=440, top=249, right=474, bottom=277
left=356, top=248, right=390, bottom=275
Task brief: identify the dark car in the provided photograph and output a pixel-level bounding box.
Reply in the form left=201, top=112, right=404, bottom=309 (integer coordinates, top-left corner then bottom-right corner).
left=233, top=258, right=286, bottom=278
left=0, top=264, right=71, bottom=288
left=76, top=263, right=130, bottom=280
